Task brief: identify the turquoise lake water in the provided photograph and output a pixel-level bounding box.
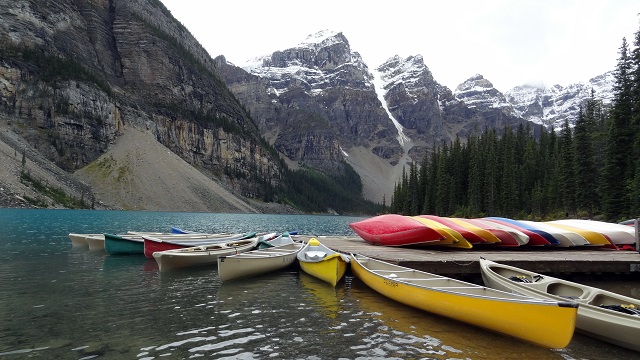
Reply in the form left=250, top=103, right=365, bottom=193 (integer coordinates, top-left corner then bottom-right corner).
left=0, top=208, right=638, bottom=359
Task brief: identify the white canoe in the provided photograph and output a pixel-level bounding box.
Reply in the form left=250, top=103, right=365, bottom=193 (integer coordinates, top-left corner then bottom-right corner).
left=549, top=219, right=637, bottom=245
left=217, top=241, right=304, bottom=281
left=68, top=233, right=102, bottom=247
left=85, top=234, right=106, bottom=251
left=518, top=220, right=589, bottom=247
left=153, top=238, right=258, bottom=272
left=480, top=258, right=640, bottom=352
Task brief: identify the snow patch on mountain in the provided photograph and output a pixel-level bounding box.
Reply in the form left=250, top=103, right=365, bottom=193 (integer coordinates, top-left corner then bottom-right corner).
left=371, top=65, right=410, bottom=146
left=376, top=55, right=432, bottom=104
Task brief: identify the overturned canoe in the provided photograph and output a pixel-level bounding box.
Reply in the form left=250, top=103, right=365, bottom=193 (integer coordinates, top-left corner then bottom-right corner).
left=349, top=214, right=443, bottom=246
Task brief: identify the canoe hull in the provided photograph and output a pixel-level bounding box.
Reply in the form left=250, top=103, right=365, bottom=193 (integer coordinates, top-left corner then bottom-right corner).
left=419, top=215, right=487, bottom=244
left=484, top=218, right=552, bottom=246
left=142, top=233, right=255, bottom=258
left=85, top=235, right=106, bottom=251
left=153, top=239, right=258, bottom=272
left=551, top=219, right=635, bottom=246
left=480, top=259, right=640, bottom=352
left=349, top=214, right=443, bottom=246
left=297, top=239, right=350, bottom=286
left=352, top=255, right=578, bottom=349
left=68, top=233, right=97, bottom=247
left=104, top=234, right=144, bottom=255
left=217, top=242, right=304, bottom=281
left=299, top=255, right=348, bottom=287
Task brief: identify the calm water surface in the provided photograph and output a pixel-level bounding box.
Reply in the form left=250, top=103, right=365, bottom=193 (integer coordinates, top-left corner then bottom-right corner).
left=0, top=209, right=638, bottom=359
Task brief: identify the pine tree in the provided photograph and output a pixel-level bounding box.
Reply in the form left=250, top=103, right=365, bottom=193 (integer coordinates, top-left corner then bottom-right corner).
left=467, top=134, right=483, bottom=216
left=408, top=162, right=419, bottom=215
left=629, top=25, right=640, bottom=216
left=435, top=144, right=449, bottom=215
left=499, top=126, right=518, bottom=217
left=573, top=99, right=598, bottom=217
left=483, top=128, right=499, bottom=215
left=603, top=38, right=634, bottom=221
left=559, top=119, right=576, bottom=216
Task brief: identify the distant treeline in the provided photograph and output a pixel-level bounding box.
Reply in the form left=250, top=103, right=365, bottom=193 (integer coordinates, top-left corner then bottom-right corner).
left=390, top=26, right=640, bottom=223
left=280, top=163, right=381, bottom=215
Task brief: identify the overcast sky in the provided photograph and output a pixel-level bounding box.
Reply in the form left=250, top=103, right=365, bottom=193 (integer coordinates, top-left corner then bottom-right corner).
left=160, top=0, right=639, bottom=92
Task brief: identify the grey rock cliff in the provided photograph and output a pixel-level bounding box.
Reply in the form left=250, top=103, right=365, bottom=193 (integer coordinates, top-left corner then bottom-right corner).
left=0, top=0, right=284, bottom=208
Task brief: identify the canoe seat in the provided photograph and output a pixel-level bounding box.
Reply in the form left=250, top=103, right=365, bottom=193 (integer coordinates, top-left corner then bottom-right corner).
left=305, top=251, right=326, bottom=260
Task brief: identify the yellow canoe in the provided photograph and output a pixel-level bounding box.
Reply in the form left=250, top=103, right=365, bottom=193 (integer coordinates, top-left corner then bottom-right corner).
left=544, top=222, right=614, bottom=247
left=297, top=238, right=350, bottom=286
left=411, top=217, right=473, bottom=249
left=351, top=254, right=578, bottom=349
left=448, top=218, right=502, bottom=243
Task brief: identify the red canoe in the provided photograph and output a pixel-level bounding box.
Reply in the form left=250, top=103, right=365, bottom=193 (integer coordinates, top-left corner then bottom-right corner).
left=143, top=232, right=260, bottom=258
left=462, top=218, right=521, bottom=246
left=349, top=214, right=444, bottom=246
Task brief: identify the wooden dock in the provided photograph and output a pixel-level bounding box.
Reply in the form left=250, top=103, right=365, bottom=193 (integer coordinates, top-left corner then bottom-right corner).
left=309, top=235, right=640, bottom=278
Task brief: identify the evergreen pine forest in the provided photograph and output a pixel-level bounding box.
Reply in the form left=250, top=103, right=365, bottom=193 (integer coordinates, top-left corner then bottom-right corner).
left=390, top=25, right=640, bottom=223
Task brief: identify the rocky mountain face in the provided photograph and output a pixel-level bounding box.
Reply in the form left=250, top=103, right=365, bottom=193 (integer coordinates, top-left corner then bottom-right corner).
left=217, top=31, right=529, bottom=202
left=0, top=0, right=283, bottom=207
left=218, top=31, right=399, bottom=177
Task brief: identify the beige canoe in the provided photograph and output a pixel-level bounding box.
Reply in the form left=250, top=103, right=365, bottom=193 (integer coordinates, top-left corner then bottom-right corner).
left=480, top=258, right=640, bottom=352
left=217, top=242, right=304, bottom=281
left=153, top=238, right=258, bottom=272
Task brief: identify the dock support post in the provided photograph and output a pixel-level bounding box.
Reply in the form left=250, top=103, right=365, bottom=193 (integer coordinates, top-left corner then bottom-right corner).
left=636, top=218, right=639, bottom=253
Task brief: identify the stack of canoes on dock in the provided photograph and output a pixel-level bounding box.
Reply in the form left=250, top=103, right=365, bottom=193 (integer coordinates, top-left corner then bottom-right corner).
left=349, top=214, right=638, bottom=250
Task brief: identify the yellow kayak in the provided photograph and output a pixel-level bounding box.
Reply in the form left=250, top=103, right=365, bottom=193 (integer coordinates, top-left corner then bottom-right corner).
left=351, top=254, right=578, bottom=348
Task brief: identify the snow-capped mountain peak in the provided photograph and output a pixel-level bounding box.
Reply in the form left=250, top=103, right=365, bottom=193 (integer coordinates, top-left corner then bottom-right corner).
left=454, top=74, right=514, bottom=113
left=505, top=71, right=615, bottom=130
left=299, top=29, right=347, bottom=49
left=241, top=30, right=372, bottom=96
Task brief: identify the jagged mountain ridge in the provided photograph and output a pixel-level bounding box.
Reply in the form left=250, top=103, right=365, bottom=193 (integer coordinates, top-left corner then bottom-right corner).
left=454, top=73, right=615, bottom=131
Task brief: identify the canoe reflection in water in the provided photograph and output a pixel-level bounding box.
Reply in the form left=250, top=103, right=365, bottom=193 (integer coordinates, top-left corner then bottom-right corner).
left=298, top=271, right=344, bottom=319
